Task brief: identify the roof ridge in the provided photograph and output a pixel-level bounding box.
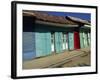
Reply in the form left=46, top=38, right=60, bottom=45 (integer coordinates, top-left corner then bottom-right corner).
left=23, top=11, right=90, bottom=25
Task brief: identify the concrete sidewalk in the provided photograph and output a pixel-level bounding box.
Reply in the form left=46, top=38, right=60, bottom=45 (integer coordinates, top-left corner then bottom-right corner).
left=23, top=47, right=90, bottom=69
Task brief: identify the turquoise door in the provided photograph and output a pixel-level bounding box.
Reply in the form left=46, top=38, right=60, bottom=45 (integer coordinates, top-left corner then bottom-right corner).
left=63, top=33, right=66, bottom=50
left=35, top=32, right=51, bottom=57
left=83, top=32, right=88, bottom=47
left=68, top=32, right=74, bottom=50
left=55, top=32, right=59, bottom=53
left=63, top=33, right=68, bottom=50
left=51, top=32, right=55, bottom=52
left=59, top=32, right=63, bottom=52
left=35, top=32, right=44, bottom=57
left=79, top=32, right=84, bottom=48
left=45, top=32, right=52, bottom=55
left=66, top=33, right=68, bottom=50
left=88, top=33, right=91, bottom=46
left=54, top=32, right=63, bottom=53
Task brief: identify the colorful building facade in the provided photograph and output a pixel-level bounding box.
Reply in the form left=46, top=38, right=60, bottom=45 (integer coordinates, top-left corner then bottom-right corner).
left=23, top=11, right=91, bottom=60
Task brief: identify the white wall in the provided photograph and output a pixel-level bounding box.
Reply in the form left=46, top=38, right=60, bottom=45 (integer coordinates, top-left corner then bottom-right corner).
left=0, top=0, right=99, bottom=80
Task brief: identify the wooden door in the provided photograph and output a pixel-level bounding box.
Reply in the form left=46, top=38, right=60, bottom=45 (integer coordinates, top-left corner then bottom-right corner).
left=79, top=32, right=84, bottom=48
left=63, top=33, right=68, bottom=50
left=54, top=32, right=63, bottom=53
left=68, top=32, right=74, bottom=50
left=59, top=32, right=63, bottom=52
left=35, top=31, right=51, bottom=57
left=45, top=32, right=52, bottom=55
left=74, top=31, right=80, bottom=49
left=51, top=32, right=55, bottom=52
left=66, top=33, right=68, bottom=50
left=63, top=33, right=66, bottom=50
left=87, top=33, right=91, bottom=46
left=83, top=32, right=88, bottom=47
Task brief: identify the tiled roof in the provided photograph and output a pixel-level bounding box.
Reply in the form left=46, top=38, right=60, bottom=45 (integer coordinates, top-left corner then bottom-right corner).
left=66, top=16, right=90, bottom=25
left=23, top=11, right=90, bottom=25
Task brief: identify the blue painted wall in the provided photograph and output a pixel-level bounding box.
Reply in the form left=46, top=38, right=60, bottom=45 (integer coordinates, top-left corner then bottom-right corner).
left=23, top=32, right=36, bottom=60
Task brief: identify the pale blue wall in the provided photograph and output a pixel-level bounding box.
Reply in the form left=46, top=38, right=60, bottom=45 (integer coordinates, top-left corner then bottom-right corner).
left=23, top=32, right=36, bottom=60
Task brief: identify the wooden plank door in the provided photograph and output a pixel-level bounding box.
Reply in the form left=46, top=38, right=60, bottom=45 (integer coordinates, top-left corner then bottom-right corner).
left=59, top=32, right=63, bottom=52
left=79, top=32, right=84, bottom=48
left=55, top=32, right=60, bottom=53
left=51, top=32, right=55, bottom=52
left=83, top=32, right=88, bottom=47
left=66, top=33, right=68, bottom=50
left=45, top=32, right=52, bottom=55
left=35, top=32, right=45, bottom=57
left=74, top=31, right=80, bottom=49
left=87, top=33, right=91, bottom=46
left=63, top=33, right=66, bottom=50
left=35, top=31, right=51, bottom=57
left=63, top=33, right=68, bottom=50
left=68, top=32, right=74, bottom=50
left=54, top=32, right=63, bottom=53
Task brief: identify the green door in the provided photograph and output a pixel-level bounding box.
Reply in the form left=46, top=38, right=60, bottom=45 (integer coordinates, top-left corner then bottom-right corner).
left=88, top=33, right=91, bottom=46
left=63, top=33, right=66, bottom=50
left=59, top=32, right=63, bottom=52
left=54, top=32, right=63, bottom=53
left=45, top=32, right=52, bottom=55
left=35, top=31, right=51, bottom=57
left=79, top=32, right=84, bottom=48
left=68, top=32, right=74, bottom=50
left=35, top=32, right=45, bottom=57
left=63, top=33, right=68, bottom=50
left=51, top=32, right=55, bottom=52
left=83, top=32, right=88, bottom=47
